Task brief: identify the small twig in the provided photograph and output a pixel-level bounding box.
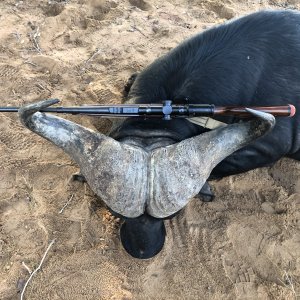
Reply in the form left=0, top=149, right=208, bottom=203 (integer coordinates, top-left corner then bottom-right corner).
left=21, top=262, right=32, bottom=275
left=29, top=26, right=41, bottom=53
left=20, top=239, right=56, bottom=300
left=24, top=60, right=38, bottom=67
left=12, top=31, right=21, bottom=42
left=51, top=31, right=66, bottom=42
left=279, top=271, right=299, bottom=298
left=21, top=174, right=32, bottom=191
left=284, top=271, right=297, bottom=295
left=36, top=83, right=52, bottom=93
left=129, top=19, right=146, bottom=37
left=79, top=48, right=102, bottom=74
left=130, top=25, right=146, bottom=37
left=58, top=194, right=74, bottom=214
left=85, top=48, right=102, bottom=64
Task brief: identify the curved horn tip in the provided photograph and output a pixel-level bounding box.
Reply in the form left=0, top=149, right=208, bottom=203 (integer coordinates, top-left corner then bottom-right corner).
left=245, top=108, right=275, bottom=128
left=18, top=98, right=60, bottom=126
left=19, top=98, right=60, bottom=114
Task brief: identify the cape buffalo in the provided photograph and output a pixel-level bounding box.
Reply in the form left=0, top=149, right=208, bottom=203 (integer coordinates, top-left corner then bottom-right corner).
left=19, top=9, right=300, bottom=258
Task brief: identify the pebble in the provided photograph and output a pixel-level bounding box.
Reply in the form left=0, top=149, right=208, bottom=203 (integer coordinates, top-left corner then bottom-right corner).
left=261, top=202, right=276, bottom=214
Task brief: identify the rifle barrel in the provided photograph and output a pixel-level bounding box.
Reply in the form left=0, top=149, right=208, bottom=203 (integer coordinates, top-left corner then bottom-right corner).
left=0, top=104, right=295, bottom=118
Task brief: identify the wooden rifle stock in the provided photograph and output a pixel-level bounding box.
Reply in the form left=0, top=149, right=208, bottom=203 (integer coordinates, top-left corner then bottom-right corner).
left=213, top=105, right=295, bottom=117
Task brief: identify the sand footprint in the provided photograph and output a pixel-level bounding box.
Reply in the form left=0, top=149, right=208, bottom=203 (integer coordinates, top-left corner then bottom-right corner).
left=226, top=219, right=300, bottom=289
left=223, top=253, right=258, bottom=299
left=142, top=252, right=171, bottom=299
left=0, top=118, right=39, bottom=151
left=188, top=222, right=201, bottom=245
left=204, top=0, right=235, bottom=20
left=0, top=63, right=19, bottom=78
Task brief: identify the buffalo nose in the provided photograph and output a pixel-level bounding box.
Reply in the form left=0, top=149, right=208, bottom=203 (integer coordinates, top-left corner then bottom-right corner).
left=120, top=214, right=166, bottom=259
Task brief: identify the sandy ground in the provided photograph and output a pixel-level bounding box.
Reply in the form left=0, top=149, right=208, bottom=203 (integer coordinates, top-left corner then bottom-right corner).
left=0, top=0, right=300, bottom=299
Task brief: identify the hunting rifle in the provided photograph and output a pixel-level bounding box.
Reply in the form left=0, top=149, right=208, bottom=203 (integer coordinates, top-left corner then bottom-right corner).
left=0, top=99, right=295, bottom=120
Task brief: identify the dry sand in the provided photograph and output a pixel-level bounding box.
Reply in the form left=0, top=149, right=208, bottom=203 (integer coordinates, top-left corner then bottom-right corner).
left=0, top=0, right=300, bottom=299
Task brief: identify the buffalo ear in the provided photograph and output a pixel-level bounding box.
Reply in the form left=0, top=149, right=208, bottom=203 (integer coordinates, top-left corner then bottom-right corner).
left=147, top=110, right=275, bottom=218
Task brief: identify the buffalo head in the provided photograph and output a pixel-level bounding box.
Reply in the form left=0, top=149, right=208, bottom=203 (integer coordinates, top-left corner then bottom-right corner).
left=19, top=99, right=275, bottom=258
